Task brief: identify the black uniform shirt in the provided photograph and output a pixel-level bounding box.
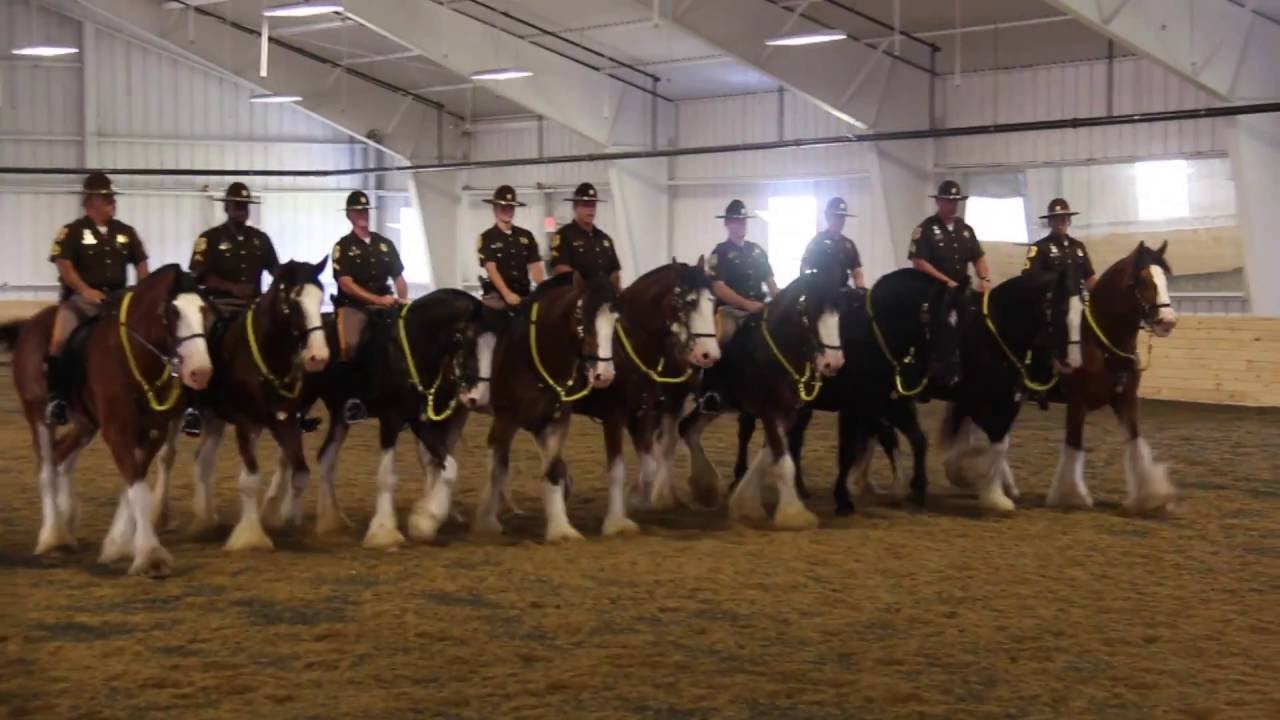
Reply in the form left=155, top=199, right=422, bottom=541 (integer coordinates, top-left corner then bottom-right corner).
left=332, top=231, right=404, bottom=307
left=800, top=229, right=862, bottom=277
left=908, top=214, right=983, bottom=285
left=549, top=222, right=620, bottom=282
left=1022, top=233, right=1095, bottom=288
left=190, top=222, right=279, bottom=290
left=478, top=224, right=541, bottom=297
left=707, top=240, right=774, bottom=304
left=49, top=217, right=148, bottom=300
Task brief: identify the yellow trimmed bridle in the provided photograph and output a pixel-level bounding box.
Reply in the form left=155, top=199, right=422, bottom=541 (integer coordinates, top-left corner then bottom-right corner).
left=866, top=284, right=928, bottom=398
left=981, top=288, right=1059, bottom=392
left=397, top=301, right=460, bottom=422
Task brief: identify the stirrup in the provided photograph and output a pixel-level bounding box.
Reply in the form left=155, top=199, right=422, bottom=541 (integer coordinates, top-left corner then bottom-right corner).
left=180, top=408, right=203, bottom=437
left=45, top=398, right=69, bottom=427
left=342, top=398, right=368, bottom=424
left=300, top=415, right=322, bottom=433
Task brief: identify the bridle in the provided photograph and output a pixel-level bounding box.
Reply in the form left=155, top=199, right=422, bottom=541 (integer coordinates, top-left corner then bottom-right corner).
left=244, top=283, right=324, bottom=400
left=865, top=282, right=930, bottom=398
left=1081, top=260, right=1163, bottom=370
left=529, top=294, right=610, bottom=403
left=397, top=301, right=462, bottom=422
left=759, top=292, right=830, bottom=404
left=981, top=286, right=1059, bottom=392
left=616, top=282, right=714, bottom=384
left=117, top=280, right=208, bottom=412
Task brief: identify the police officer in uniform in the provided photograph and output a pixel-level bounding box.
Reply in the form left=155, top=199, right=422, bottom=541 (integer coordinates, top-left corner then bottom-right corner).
left=909, top=180, right=991, bottom=292
left=331, top=190, right=408, bottom=423
left=800, top=196, right=865, bottom=289
left=550, top=182, right=621, bottom=290
left=180, top=181, right=280, bottom=435
left=1022, top=198, right=1097, bottom=293
left=706, top=199, right=777, bottom=345
left=478, top=185, right=543, bottom=308
left=44, top=173, right=150, bottom=426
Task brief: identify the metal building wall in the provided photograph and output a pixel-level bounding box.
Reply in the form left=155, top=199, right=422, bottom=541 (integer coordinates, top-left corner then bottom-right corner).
left=0, top=6, right=379, bottom=302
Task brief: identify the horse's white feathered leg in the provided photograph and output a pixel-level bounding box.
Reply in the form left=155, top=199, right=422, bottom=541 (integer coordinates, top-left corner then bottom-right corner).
left=1123, top=437, right=1175, bottom=513
left=1046, top=444, right=1092, bottom=509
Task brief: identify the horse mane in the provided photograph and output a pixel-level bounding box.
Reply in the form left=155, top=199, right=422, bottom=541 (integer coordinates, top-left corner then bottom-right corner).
left=102, top=263, right=188, bottom=312
left=867, top=268, right=948, bottom=317
left=407, top=288, right=482, bottom=332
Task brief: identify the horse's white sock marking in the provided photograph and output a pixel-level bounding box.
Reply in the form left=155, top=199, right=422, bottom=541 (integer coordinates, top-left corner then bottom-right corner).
left=126, top=481, right=171, bottom=576
left=975, top=436, right=1015, bottom=512
left=1067, top=295, right=1084, bottom=369
left=225, top=466, right=272, bottom=551
left=363, top=448, right=405, bottom=549
left=729, top=448, right=769, bottom=522
left=772, top=451, right=819, bottom=530
left=474, top=447, right=508, bottom=535
left=1046, top=444, right=1092, bottom=508
left=315, top=424, right=350, bottom=534
left=543, top=479, right=583, bottom=543
left=943, top=415, right=977, bottom=488
left=56, top=441, right=85, bottom=533
left=1123, top=436, right=1175, bottom=513
left=99, top=490, right=136, bottom=563
left=190, top=419, right=224, bottom=532
left=685, top=414, right=722, bottom=507
left=602, top=455, right=638, bottom=536
left=410, top=452, right=456, bottom=542
left=34, top=425, right=72, bottom=554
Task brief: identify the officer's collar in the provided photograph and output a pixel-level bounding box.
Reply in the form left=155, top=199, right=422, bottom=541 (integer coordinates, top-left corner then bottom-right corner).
left=573, top=220, right=595, bottom=234
left=351, top=228, right=373, bottom=243
left=725, top=237, right=747, bottom=247
left=494, top=222, right=514, bottom=235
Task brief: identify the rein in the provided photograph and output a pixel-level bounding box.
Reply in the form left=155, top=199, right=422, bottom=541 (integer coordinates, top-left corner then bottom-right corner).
left=245, top=304, right=303, bottom=399
left=865, top=285, right=927, bottom=398
left=1083, top=300, right=1153, bottom=371
left=616, top=323, right=691, bottom=384
left=529, top=300, right=593, bottom=403
left=118, top=290, right=186, bottom=412
left=760, top=305, right=822, bottom=403
left=981, top=289, right=1058, bottom=392
left=397, top=302, right=459, bottom=422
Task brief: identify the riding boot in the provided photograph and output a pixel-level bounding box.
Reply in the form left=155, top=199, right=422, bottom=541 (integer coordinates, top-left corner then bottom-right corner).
left=337, top=360, right=368, bottom=424
left=180, top=390, right=204, bottom=437
left=44, top=354, right=69, bottom=427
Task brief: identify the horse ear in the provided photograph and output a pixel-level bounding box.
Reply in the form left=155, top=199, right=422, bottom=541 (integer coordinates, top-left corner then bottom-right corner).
left=695, top=254, right=706, bottom=271
left=1134, top=240, right=1147, bottom=255
left=1157, top=239, right=1168, bottom=256
left=315, top=255, right=328, bottom=275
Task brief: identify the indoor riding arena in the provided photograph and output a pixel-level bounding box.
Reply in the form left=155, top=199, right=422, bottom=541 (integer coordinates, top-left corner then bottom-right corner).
left=2, top=2, right=1279, bottom=719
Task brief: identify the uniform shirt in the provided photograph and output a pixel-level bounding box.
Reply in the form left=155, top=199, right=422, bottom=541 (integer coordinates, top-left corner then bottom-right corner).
left=49, top=216, right=148, bottom=301
left=707, top=239, right=774, bottom=305
left=800, top=229, right=862, bottom=278
left=331, top=231, right=404, bottom=308
left=549, top=222, right=620, bottom=283
left=190, top=222, right=279, bottom=291
left=1022, top=233, right=1095, bottom=288
left=908, top=214, right=984, bottom=285
left=477, top=224, right=541, bottom=297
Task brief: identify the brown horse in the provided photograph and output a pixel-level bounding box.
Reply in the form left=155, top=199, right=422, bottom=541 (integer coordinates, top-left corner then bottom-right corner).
left=474, top=271, right=619, bottom=542
left=571, top=259, right=720, bottom=535
left=0, top=264, right=212, bottom=577
left=150, top=260, right=330, bottom=550
left=678, top=269, right=849, bottom=529
left=269, top=288, right=493, bottom=549
left=1047, top=241, right=1178, bottom=512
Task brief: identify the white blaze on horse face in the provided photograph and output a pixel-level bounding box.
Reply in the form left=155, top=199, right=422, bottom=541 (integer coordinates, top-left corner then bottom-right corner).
left=685, top=289, right=720, bottom=368
left=461, top=332, right=496, bottom=409
left=815, top=309, right=844, bottom=376
left=1148, top=265, right=1178, bottom=336
left=296, top=283, right=329, bottom=371
left=1066, top=294, right=1083, bottom=369
left=590, top=303, right=618, bottom=388
left=172, top=292, right=213, bottom=390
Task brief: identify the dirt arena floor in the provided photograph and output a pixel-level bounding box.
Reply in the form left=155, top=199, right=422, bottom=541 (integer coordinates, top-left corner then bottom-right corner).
left=1, top=367, right=1278, bottom=720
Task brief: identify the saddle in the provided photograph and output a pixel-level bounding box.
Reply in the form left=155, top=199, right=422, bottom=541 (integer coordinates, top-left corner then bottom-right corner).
left=59, top=316, right=100, bottom=401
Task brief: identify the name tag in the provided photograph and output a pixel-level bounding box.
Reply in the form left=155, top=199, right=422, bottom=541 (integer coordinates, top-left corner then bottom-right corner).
left=81, top=229, right=98, bottom=245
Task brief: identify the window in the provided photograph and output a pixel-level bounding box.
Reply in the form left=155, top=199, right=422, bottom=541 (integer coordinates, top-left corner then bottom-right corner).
left=760, top=195, right=817, bottom=287
left=1135, top=159, right=1190, bottom=221
left=964, top=196, right=1029, bottom=244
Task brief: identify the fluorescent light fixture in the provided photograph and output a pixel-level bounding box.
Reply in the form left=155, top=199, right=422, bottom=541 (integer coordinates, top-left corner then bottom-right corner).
left=249, top=92, right=303, bottom=103
left=764, top=29, right=847, bottom=46
left=12, top=44, right=79, bottom=57
left=469, top=67, right=534, bottom=81
left=263, top=2, right=343, bottom=18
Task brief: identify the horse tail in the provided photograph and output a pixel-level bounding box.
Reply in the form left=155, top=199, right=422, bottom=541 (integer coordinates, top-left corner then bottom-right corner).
left=0, top=320, right=26, bottom=352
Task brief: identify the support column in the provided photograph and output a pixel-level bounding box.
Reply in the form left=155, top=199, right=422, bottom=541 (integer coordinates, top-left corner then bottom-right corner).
left=1228, top=114, right=1280, bottom=316
left=408, top=172, right=463, bottom=292
left=606, top=156, right=670, bottom=283
left=80, top=21, right=97, bottom=167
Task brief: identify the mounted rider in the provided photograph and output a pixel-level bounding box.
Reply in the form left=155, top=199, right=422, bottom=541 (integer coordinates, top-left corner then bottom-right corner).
left=477, top=184, right=544, bottom=309
left=1023, top=197, right=1098, bottom=293
left=800, top=196, right=866, bottom=290
left=45, top=172, right=150, bottom=426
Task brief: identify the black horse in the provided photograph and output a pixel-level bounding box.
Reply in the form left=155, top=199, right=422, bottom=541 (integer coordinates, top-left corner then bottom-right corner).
left=678, top=269, right=849, bottom=530
left=783, top=268, right=969, bottom=515
left=935, top=268, right=1080, bottom=511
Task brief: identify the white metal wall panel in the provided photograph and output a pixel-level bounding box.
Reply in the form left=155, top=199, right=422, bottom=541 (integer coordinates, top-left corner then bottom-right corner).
left=467, top=123, right=605, bottom=190
left=936, top=57, right=1227, bottom=167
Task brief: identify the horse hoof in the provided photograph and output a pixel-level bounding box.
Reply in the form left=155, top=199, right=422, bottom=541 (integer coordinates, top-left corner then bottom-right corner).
left=690, top=483, right=720, bottom=510
left=945, top=465, right=972, bottom=489
left=362, top=522, right=406, bottom=550
left=601, top=515, right=640, bottom=537
left=1124, top=492, right=1175, bottom=516
left=407, top=511, right=443, bottom=543
left=35, top=525, right=77, bottom=556
left=315, top=510, right=354, bottom=536
left=224, top=521, right=275, bottom=552
left=98, top=538, right=133, bottom=564
left=978, top=493, right=1016, bottom=513
left=729, top=501, right=768, bottom=524
left=545, top=523, right=585, bottom=544
left=647, top=488, right=681, bottom=511
left=772, top=504, right=820, bottom=531
left=128, top=547, right=173, bottom=579
left=1045, top=488, right=1093, bottom=510
left=471, top=515, right=504, bottom=537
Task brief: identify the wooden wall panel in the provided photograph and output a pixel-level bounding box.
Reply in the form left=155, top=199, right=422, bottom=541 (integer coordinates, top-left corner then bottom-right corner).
left=1140, top=318, right=1280, bottom=407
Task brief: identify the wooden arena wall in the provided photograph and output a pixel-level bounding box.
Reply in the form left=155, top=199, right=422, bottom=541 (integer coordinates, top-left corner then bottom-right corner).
left=1, top=302, right=1275, bottom=407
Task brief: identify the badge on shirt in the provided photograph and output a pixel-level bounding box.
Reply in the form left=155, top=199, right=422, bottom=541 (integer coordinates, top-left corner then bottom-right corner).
left=348, top=245, right=361, bottom=256
left=379, top=242, right=389, bottom=253
left=1048, top=244, right=1060, bottom=255
left=81, top=228, right=98, bottom=245
left=1026, top=246, right=1038, bottom=258
left=602, top=239, right=611, bottom=248
left=194, top=236, right=208, bottom=253
left=116, top=234, right=129, bottom=245
left=932, top=226, right=943, bottom=237
left=217, top=241, right=232, bottom=251
left=1076, top=247, right=1084, bottom=256
left=520, top=236, right=530, bottom=245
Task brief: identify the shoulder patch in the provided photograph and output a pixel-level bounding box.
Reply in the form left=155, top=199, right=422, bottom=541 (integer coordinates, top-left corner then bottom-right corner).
left=477, top=234, right=484, bottom=250
left=551, top=233, right=561, bottom=249
left=911, top=226, right=923, bottom=241
left=194, top=236, right=207, bottom=253
left=1026, top=245, right=1037, bottom=258
left=707, top=252, right=718, bottom=269
left=332, top=244, right=341, bottom=262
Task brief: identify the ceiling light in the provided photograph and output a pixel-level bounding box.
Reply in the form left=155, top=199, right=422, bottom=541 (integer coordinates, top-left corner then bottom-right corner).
left=764, top=29, right=847, bottom=47
left=249, top=93, right=303, bottom=103
left=11, top=44, right=79, bottom=57
left=469, top=68, right=534, bottom=81
left=263, top=2, right=343, bottom=18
